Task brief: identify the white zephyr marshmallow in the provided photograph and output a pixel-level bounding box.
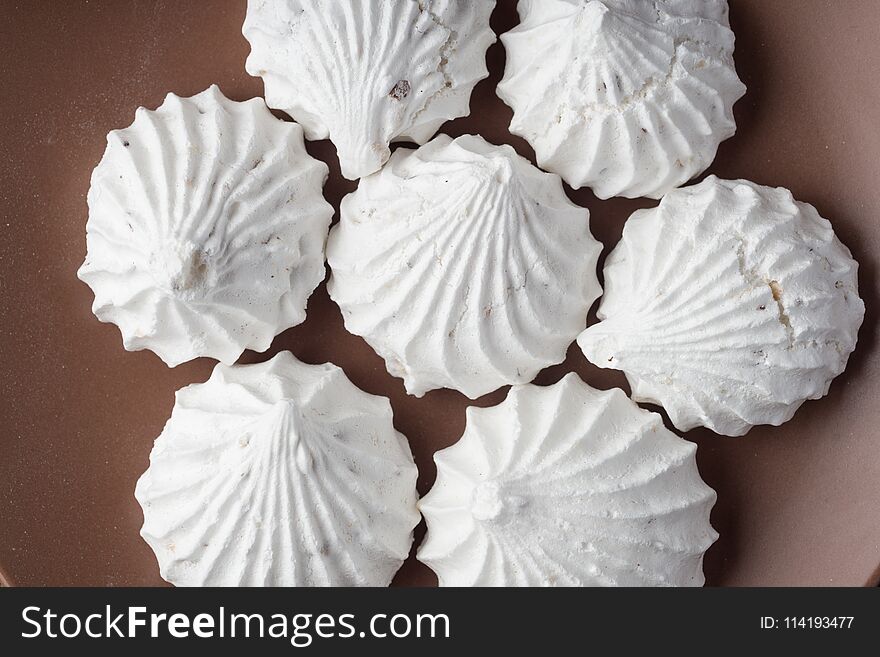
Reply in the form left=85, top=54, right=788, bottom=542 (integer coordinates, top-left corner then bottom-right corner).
left=418, top=374, right=718, bottom=586
left=579, top=176, right=865, bottom=436
left=497, top=0, right=746, bottom=199
left=243, top=0, right=496, bottom=180
left=78, top=86, right=333, bottom=367
left=327, top=134, right=602, bottom=399
left=135, top=352, right=420, bottom=587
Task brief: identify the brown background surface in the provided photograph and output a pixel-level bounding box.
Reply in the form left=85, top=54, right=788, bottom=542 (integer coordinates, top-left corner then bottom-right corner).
left=0, top=0, right=878, bottom=587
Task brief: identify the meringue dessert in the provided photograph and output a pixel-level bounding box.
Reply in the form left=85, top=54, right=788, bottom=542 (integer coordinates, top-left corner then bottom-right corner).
left=243, top=0, right=496, bottom=180
left=579, top=176, right=865, bottom=436
left=78, top=86, right=333, bottom=367
left=418, top=374, right=718, bottom=586
left=497, top=0, right=746, bottom=199
left=327, top=134, right=602, bottom=399
left=135, top=352, right=420, bottom=587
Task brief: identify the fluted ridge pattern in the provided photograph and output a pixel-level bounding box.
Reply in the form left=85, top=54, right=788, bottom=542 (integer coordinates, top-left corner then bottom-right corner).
left=327, top=134, right=602, bottom=399
left=497, top=0, right=745, bottom=199
left=578, top=176, right=864, bottom=436
left=135, top=352, right=420, bottom=586
left=243, top=0, right=496, bottom=179
left=418, top=374, right=718, bottom=586
left=78, top=85, right=333, bottom=366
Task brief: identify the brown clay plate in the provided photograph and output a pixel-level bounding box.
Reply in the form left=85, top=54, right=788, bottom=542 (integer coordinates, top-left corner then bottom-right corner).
left=1, top=0, right=878, bottom=587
